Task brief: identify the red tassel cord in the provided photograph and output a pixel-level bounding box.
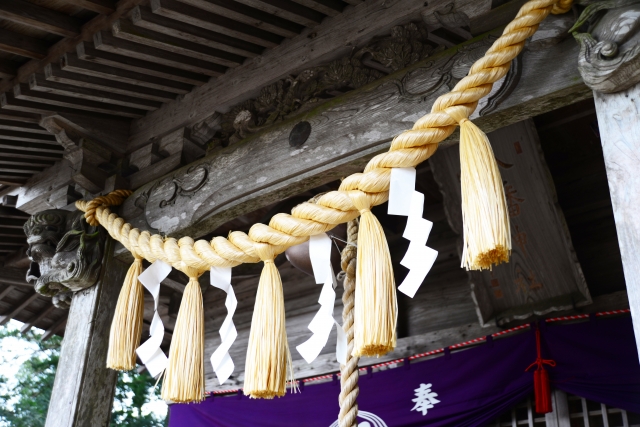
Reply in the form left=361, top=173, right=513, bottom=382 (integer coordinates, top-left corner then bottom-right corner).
left=526, top=325, right=556, bottom=414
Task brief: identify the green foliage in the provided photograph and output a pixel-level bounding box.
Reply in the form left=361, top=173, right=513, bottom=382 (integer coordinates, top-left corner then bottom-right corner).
left=111, top=371, right=167, bottom=427
left=0, top=323, right=167, bottom=427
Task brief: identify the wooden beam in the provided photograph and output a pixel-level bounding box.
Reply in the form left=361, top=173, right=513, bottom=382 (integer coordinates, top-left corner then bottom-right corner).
left=0, top=147, right=63, bottom=161
left=0, top=0, right=149, bottom=93
left=230, top=0, right=324, bottom=28
left=61, top=0, right=117, bottom=15
left=0, top=129, right=57, bottom=143
left=45, top=239, right=125, bottom=426
left=0, top=228, right=30, bottom=237
left=149, top=0, right=282, bottom=48
left=0, top=292, right=39, bottom=326
left=0, top=218, right=30, bottom=229
left=0, top=285, right=16, bottom=302
left=0, top=28, right=49, bottom=60
left=0, top=138, right=64, bottom=154
left=41, top=315, right=67, bottom=341
left=178, top=0, right=304, bottom=38
left=0, top=0, right=82, bottom=38
left=0, top=165, right=47, bottom=174
left=76, top=41, right=209, bottom=86
left=593, top=85, right=640, bottom=360
left=131, top=5, right=263, bottom=58
left=0, top=118, right=49, bottom=134
left=112, top=19, right=246, bottom=67
left=29, top=73, right=162, bottom=111
left=61, top=52, right=192, bottom=95
left=119, top=31, right=590, bottom=239
left=13, top=83, right=147, bottom=118
left=45, top=62, right=177, bottom=103
left=0, top=110, right=40, bottom=123
left=20, top=303, right=56, bottom=333
left=0, top=207, right=30, bottom=220
left=94, top=30, right=227, bottom=77
left=129, top=0, right=489, bottom=148
left=289, top=0, right=344, bottom=16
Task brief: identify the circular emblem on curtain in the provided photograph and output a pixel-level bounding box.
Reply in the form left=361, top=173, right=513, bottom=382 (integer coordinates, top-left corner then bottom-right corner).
left=328, top=411, right=388, bottom=427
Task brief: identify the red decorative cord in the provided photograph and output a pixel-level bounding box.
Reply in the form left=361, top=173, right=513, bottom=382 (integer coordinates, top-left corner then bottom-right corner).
left=525, top=325, right=556, bottom=414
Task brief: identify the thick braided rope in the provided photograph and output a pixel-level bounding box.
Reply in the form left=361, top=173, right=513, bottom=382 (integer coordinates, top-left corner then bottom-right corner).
left=76, top=0, right=571, bottom=277
left=339, top=219, right=359, bottom=427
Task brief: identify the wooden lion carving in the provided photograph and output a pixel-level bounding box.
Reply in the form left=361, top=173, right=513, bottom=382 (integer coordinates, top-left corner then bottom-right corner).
left=23, top=209, right=106, bottom=309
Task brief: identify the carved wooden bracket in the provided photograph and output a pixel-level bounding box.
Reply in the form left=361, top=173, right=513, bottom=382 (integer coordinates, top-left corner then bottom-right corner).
left=572, top=0, right=640, bottom=93
left=23, top=209, right=106, bottom=308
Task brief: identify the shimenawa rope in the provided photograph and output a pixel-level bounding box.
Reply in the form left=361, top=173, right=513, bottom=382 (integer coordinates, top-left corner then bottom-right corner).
left=76, top=0, right=574, bottom=403
left=339, top=219, right=360, bottom=427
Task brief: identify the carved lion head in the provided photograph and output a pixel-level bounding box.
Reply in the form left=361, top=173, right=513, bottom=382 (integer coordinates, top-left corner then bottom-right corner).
left=24, top=209, right=106, bottom=308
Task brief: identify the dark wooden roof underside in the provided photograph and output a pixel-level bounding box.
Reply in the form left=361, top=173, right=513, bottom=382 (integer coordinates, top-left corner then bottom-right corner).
left=0, top=0, right=358, bottom=190
left=0, top=0, right=359, bottom=336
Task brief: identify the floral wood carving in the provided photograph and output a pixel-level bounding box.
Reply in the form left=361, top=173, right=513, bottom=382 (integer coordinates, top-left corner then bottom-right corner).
left=211, top=20, right=458, bottom=147
left=571, top=0, right=640, bottom=93
left=24, top=210, right=106, bottom=308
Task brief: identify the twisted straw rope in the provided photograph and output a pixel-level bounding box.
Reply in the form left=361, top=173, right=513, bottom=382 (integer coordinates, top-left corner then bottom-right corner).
left=76, top=0, right=573, bottom=278
left=339, top=219, right=359, bottom=427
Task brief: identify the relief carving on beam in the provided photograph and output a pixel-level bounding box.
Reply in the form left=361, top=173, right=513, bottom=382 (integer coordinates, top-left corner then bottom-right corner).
left=130, top=34, right=520, bottom=224
left=23, top=209, right=106, bottom=309
left=210, top=20, right=455, bottom=148
left=571, top=0, right=640, bottom=93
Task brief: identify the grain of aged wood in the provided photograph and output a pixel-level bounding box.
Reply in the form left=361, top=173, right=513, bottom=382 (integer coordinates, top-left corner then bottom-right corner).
left=0, top=0, right=149, bottom=93
left=45, top=238, right=127, bottom=427
left=119, top=32, right=590, bottom=241
left=593, top=85, right=640, bottom=359
left=129, top=0, right=492, bottom=148
left=429, top=120, right=591, bottom=325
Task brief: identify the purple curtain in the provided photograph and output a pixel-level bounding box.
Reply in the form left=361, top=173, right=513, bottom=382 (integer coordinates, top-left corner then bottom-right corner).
left=169, top=316, right=640, bottom=427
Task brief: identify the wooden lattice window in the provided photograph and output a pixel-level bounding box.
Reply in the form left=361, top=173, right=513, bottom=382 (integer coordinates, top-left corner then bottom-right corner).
left=489, top=392, right=640, bottom=427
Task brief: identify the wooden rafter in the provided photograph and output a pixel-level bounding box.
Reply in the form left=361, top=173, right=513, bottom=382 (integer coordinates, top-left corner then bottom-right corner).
left=0, top=0, right=82, bottom=38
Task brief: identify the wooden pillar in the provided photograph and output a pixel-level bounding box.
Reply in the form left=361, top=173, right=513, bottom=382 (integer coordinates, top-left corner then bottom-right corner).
left=45, top=237, right=127, bottom=427
left=593, top=87, right=640, bottom=358
left=569, top=1, right=640, bottom=359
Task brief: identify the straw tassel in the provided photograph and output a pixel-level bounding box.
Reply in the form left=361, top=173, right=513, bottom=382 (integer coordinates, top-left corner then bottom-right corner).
left=458, top=118, right=511, bottom=271
left=244, top=243, right=294, bottom=399
left=106, top=257, right=144, bottom=371
left=161, top=276, right=205, bottom=403
left=350, top=191, right=397, bottom=358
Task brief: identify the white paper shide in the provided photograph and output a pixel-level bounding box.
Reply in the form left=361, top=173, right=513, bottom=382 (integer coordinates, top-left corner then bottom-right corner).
left=389, top=167, right=438, bottom=298
left=296, top=233, right=347, bottom=365
left=136, top=260, right=172, bottom=378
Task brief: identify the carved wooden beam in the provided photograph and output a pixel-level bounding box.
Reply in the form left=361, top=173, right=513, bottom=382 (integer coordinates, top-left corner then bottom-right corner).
left=128, top=0, right=493, bottom=148
left=119, top=28, right=590, bottom=240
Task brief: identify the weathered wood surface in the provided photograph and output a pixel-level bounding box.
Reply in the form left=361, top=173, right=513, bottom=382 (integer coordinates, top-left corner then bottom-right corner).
left=429, top=120, right=591, bottom=325
left=129, top=0, right=493, bottom=148
left=119, top=32, right=590, bottom=240
left=0, top=0, right=148, bottom=92
left=594, top=85, right=640, bottom=359
left=45, top=238, right=126, bottom=427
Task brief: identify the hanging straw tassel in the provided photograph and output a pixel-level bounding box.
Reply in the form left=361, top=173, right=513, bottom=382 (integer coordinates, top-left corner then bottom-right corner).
left=107, top=256, right=144, bottom=371
left=244, top=243, right=294, bottom=399
left=458, top=118, right=511, bottom=271
left=349, top=190, right=396, bottom=358
left=161, top=275, right=205, bottom=403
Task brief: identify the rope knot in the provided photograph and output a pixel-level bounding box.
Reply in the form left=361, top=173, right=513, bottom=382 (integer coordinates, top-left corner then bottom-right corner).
left=358, top=208, right=370, bottom=215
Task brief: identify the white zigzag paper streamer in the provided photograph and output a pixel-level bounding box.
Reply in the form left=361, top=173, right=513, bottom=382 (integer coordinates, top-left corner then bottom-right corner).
left=389, top=167, right=438, bottom=298
left=296, top=233, right=347, bottom=365
left=136, top=260, right=172, bottom=378
left=209, top=266, right=237, bottom=385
